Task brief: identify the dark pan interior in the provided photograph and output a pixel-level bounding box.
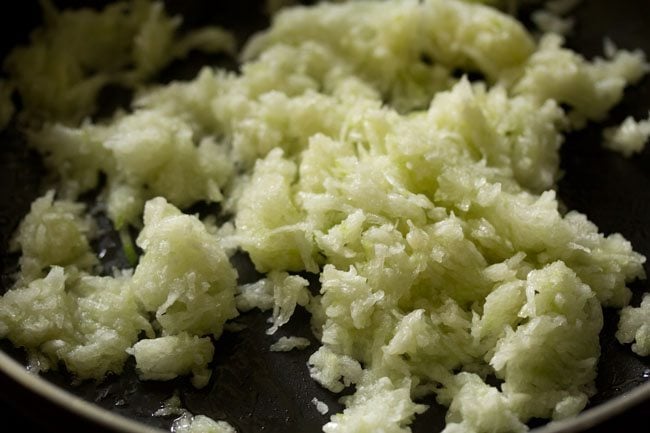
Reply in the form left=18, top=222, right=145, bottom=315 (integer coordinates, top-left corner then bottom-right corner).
left=0, top=1, right=649, bottom=432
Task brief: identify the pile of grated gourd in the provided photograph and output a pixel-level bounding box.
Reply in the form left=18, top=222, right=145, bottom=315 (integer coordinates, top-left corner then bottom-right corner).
left=1, top=1, right=649, bottom=432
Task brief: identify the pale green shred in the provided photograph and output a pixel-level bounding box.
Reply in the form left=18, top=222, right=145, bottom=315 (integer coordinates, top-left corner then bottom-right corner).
left=308, top=346, right=363, bottom=394
left=118, top=227, right=139, bottom=267
left=266, top=271, right=311, bottom=334
left=236, top=270, right=311, bottom=334
left=236, top=278, right=276, bottom=312
left=603, top=112, right=650, bottom=157
left=1, top=1, right=650, bottom=433
left=617, top=294, right=650, bottom=356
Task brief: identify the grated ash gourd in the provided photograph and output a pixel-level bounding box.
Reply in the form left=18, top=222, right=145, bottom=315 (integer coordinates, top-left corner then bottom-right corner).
left=0, top=1, right=649, bottom=433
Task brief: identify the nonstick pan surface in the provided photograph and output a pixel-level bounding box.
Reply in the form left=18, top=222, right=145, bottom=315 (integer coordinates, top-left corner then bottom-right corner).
left=0, top=1, right=649, bottom=432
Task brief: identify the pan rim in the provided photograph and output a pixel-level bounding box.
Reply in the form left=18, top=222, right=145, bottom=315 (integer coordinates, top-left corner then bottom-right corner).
left=0, top=350, right=165, bottom=433
left=1, top=347, right=648, bottom=433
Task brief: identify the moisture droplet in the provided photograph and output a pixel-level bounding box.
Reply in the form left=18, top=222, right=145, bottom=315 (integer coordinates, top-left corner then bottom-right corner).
left=642, top=369, right=650, bottom=379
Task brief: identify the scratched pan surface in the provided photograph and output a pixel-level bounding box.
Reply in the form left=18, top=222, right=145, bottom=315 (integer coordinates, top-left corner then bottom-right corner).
left=0, top=1, right=649, bottom=432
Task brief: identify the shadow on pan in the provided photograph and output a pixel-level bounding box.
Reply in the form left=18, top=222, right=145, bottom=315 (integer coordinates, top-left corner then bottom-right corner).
left=0, top=0, right=649, bottom=432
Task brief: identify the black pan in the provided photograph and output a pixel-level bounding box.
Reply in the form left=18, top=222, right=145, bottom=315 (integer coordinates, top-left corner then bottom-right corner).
left=0, top=1, right=649, bottom=432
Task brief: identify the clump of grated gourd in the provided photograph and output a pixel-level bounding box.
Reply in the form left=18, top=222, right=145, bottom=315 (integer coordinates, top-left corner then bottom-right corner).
left=231, top=1, right=648, bottom=431
left=3, top=0, right=236, bottom=228
left=10, top=190, right=97, bottom=284
left=28, top=109, right=234, bottom=227
left=1, top=195, right=238, bottom=388
left=322, top=376, right=427, bottom=433
left=0, top=266, right=152, bottom=379
left=128, top=333, right=214, bottom=388
left=132, top=197, right=238, bottom=338
left=1, top=0, right=649, bottom=432
left=3, top=0, right=235, bottom=125
left=616, top=294, right=650, bottom=356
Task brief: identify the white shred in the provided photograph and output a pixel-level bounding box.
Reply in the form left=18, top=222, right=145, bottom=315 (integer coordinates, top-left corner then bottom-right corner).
left=311, top=398, right=329, bottom=415
left=270, top=336, right=311, bottom=352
